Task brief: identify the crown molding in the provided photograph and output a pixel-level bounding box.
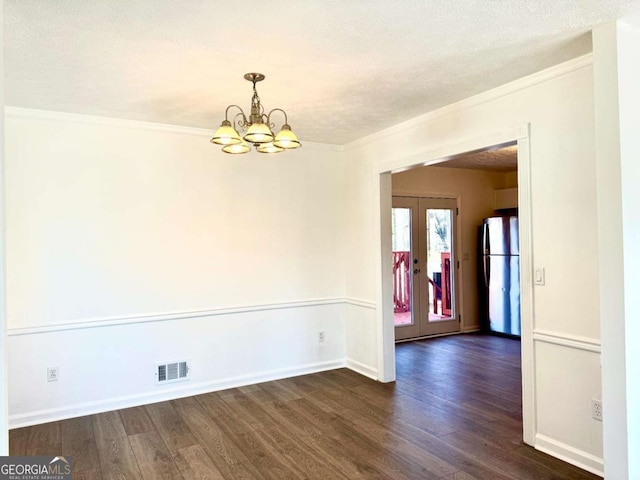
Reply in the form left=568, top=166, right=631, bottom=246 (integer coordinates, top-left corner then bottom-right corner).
left=3, top=106, right=342, bottom=151
left=4, top=107, right=214, bottom=136
left=344, top=53, right=593, bottom=151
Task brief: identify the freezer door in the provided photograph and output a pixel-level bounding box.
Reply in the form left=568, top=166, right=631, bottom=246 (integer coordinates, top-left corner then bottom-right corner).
left=483, top=216, right=519, bottom=255
left=487, top=254, right=521, bottom=336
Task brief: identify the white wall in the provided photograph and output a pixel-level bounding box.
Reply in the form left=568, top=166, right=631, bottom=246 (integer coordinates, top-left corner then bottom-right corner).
left=0, top=0, right=9, bottom=455
left=344, top=56, right=604, bottom=475
left=392, top=166, right=512, bottom=332
left=5, top=109, right=349, bottom=425
left=343, top=151, right=379, bottom=377
left=7, top=113, right=347, bottom=325
left=618, top=19, right=640, bottom=478
left=593, top=19, right=640, bottom=480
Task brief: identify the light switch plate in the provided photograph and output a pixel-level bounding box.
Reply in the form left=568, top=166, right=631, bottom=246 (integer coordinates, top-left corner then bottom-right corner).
left=534, top=267, right=545, bottom=286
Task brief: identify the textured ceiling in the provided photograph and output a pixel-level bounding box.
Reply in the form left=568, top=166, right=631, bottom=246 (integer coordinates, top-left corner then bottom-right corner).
left=5, top=1, right=640, bottom=145
left=442, top=146, right=518, bottom=172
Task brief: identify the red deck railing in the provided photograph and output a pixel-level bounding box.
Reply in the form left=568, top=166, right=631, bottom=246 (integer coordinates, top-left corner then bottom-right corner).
left=392, top=251, right=411, bottom=313
left=392, top=251, right=444, bottom=314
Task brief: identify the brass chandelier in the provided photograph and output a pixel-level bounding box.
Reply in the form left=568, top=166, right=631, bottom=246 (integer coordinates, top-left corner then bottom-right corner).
left=211, top=73, right=301, bottom=154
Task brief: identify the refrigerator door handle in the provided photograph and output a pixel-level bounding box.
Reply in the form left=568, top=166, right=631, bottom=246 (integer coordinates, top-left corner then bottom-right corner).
left=482, top=222, right=490, bottom=288
left=483, top=255, right=490, bottom=288
left=483, top=222, right=490, bottom=255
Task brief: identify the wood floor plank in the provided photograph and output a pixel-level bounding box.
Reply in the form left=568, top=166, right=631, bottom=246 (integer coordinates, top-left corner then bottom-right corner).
left=215, top=461, right=268, bottom=480
left=440, top=429, right=573, bottom=480
left=8, top=427, right=30, bottom=456
left=215, top=390, right=278, bottom=431
left=510, top=445, right=603, bottom=480
left=441, top=470, right=480, bottom=479
left=145, top=401, right=197, bottom=453
left=326, top=415, right=437, bottom=480
left=92, top=410, right=128, bottom=438
left=259, top=380, right=302, bottom=402
left=333, top=399, right=460, bottom=478
left=172, top=396, right=255, bottom=473
left=282, top=399, right=391, bottom=479
left=92, top=411, right=143, bottom=480
left=217, top=428, right=304, bottom=480
left=129, top=431, right=184, bottom=480
left=248, top=424, right=349, bottom=480
left=73, top=468, right=104, bottom=480
left=234, top=389, right=324, bottom=439
left=387, top=417, right=515, bottom=480
left=198, top=394, right=302, bottom=479
left=26, top=421, right=61, bottom=456
left=278, top=395, right=430, bottom=480
left=209, top=390, right=347, bottom=479
left=119, top=406, right=156, bottom=435
left=61, top=416, right=100, bottom=473
left=172, top=444, right=226, bottom=480
left=276, top=377, right=336, bottom=413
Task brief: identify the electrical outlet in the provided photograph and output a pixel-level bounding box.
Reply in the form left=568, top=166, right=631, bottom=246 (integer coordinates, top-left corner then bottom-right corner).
left=591, top=399, right=603, bottom=421
left=47, top=367, right=59, bottom=382
left=318, top=331, right=325, bottom=343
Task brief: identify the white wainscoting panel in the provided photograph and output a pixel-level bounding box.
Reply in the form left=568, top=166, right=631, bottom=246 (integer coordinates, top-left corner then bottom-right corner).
left=8, top=301, right=347, bottom=428
left=533, top=335, right=603, bottom=476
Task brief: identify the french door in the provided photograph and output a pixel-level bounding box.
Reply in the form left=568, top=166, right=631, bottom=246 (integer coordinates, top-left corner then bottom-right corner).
left=392, top=196, right=460, bottom=341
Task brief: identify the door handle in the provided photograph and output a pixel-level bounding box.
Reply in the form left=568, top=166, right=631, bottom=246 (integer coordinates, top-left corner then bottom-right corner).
left=413, top=268, right=421, bottom=275
left=484, top=256, right=490, bottom=288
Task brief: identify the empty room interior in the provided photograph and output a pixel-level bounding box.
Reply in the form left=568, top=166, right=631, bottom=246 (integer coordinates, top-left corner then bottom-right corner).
left=1, top=1, right=640, bottom=479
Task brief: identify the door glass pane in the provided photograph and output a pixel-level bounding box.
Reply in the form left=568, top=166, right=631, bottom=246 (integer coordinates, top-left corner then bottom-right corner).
left=392, top=208, right=413, bottom=326
left=426, top=208, right=454, bottom=321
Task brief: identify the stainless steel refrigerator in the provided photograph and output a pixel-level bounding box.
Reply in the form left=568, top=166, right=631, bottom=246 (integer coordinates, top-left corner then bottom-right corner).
left=480, top=216, right=521, bottom=337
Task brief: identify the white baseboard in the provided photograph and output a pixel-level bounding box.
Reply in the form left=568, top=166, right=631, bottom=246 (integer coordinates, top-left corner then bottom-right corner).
left=345, top=357, right=378, bottom=380
left=535, top=433, right=604, bottom=477
left=9, top=359, right=345, bottom=429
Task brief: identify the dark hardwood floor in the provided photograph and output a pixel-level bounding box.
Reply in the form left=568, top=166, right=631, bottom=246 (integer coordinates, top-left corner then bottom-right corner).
left=9, top=334, right=600, bottom=479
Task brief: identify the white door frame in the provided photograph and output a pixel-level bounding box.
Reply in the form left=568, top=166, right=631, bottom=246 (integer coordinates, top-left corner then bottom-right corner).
left=373, top=124, right=535, bottom=446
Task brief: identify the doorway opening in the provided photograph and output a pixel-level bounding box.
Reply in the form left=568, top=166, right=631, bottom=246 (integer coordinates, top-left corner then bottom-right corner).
left=390, top=143, right=519, bottom=344
left=381, top=134, right=535, bottom=446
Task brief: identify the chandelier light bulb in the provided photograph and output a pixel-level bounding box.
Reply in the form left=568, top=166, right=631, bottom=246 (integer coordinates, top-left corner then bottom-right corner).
left=222, top=140, right=251, bottom=154
left=211, top=120, right=242, bottom=146
left=273, top=124, right=301, bottom=149
left=244, top=123, right=274, bottom=144
left=257, top=142, right=285, bottom=154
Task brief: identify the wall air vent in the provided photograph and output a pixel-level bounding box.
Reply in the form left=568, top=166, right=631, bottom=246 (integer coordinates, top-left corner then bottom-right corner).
left=156, top=360, right=189, bottom=384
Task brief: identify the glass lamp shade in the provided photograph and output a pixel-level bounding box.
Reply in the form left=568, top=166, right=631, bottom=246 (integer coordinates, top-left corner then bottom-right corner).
left=211, top=121, right=242, bottom=145
left=243, top=123, right=274, bottom=144
left=257, top=142, right=284, bottom=154
left=273, top=124, right=301, bottom=149
left=222, top=140, right=251, bottom=154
